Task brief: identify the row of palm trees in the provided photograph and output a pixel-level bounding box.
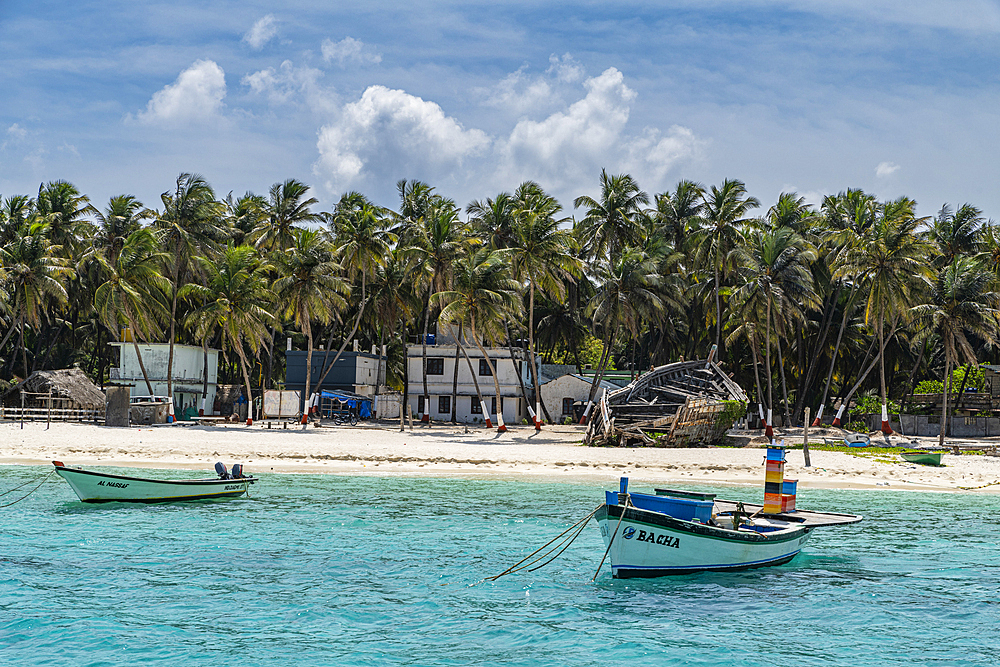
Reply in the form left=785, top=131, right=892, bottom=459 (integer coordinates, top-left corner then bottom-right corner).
left=1, top=172, right=998, bottom=443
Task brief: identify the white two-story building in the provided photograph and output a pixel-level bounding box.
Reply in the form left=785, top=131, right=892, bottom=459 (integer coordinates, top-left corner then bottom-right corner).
left=406, top=333, right=535, bottom=425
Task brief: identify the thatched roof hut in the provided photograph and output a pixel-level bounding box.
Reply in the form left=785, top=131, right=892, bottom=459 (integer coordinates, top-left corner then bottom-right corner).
left=1, top=368, right=106, bottom=408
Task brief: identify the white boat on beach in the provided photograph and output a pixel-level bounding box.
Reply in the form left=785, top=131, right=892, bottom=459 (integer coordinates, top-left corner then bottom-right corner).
left=52, top=461, right=256, bottom=503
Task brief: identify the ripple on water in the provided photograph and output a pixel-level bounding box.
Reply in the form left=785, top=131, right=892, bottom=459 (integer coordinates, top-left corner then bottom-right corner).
left=0, top=468, right=998, bottom=666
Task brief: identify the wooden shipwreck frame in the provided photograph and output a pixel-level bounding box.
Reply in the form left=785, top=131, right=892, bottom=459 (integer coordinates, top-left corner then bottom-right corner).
left=584, top=359, right=748, bottom=447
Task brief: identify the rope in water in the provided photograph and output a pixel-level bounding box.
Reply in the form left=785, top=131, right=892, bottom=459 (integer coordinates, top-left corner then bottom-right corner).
left=592, top=495, right=631, bottom=581
left=0, top=471, right=55, bottom=508
left=959, top=480, right=1000, bottom=490
left=477, top=504, right=603, bottom=584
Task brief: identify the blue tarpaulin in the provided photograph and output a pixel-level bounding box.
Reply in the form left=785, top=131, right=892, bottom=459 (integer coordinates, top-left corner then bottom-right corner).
left=319, top=390, right=372, bottom=418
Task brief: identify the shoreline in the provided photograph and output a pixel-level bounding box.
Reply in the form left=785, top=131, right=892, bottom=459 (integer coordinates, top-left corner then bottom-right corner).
left=2, top=421, right=999, bottom=493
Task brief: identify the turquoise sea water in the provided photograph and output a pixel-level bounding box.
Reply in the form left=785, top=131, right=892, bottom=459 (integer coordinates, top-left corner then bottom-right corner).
left=1, top=466, right=998, bottom=667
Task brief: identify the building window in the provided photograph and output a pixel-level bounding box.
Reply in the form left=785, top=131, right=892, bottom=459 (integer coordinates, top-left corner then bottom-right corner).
left=479, top=359, right=492, bottom=376
left=427, top=358, right=445, bottom=375
left=471, top=397, right=481, bottom=414
left=438, top=396, right=451, bottom=414
left=562, top=398, right=574, bottom=415
left=417, top=395, right=425, bottom=414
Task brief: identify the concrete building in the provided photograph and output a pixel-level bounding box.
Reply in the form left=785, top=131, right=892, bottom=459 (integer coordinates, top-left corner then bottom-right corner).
left=285, top=349, right=385, bottom=397
left=109, top=343, right=219, bottom=419
left=406, top=339, right=533, bottom=425
left=538, top=373, right=619, bottom=423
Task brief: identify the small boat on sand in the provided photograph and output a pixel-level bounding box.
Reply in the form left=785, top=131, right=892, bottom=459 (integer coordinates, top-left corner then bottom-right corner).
left=595, top=446, right=862, bottom=578
left=900, top=451, right=944, bottom=466
left=844, top=433, right=871, bottom=447
left=52, top=461, right=256, bottom=503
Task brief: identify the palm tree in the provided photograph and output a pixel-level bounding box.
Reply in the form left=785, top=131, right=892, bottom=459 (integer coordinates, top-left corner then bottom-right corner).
left=400, top=194, right=474, bottom=423
left=224, top=192, right=268, bottom=246
left=156, top=173, right=226, bottom=406
left=652, top=180, right=705, bottom=251
left=690, top=179, right=760, bottom=356
left=912, top=258, right=1000, bottom=448
left=573, top=169, right=648, bottom=263
left=365, top=248, right=419, bottom=412
left=729, top=226, right=818, bottom=432
left=581, top=247, right=663, bottom=422
left=437, top=248, right=523, bottom=431
left=273, top=228, right=346, bottom=424
left=308, top=193, right=395, bottom=395
left=183, top=245, right=277, bottom=425
left=467, top=192, right=517, bottom=252
left=509, top=183, right=580, bottom=427
left=34, top=180, right=95, bottom=258
left=87, top=195, right=153, bottom=266
left=837, top=197, right=934, bottom=433
left=930, top=203, right=984, bottom=267
left=253, top=179, right=321, bottom=253
left=93, top=227, right=170, bottom=394
left=1, top=221, right=74, bottom=378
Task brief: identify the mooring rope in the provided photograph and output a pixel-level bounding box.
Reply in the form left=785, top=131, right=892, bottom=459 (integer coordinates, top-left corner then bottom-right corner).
left=592, top=495, right=632, bottom=581
left=0, top=471, right=55, bottom=508
left=476, top=504, right=603, bottom=584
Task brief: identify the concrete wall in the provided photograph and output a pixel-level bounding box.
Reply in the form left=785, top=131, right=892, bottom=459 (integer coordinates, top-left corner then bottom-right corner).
left=406, top=344, right=530, bottom=424
left=861, top=412, right=1000, bottom=437
left=112, top=343, right=218, bottom=417
left=285, top=350, right=384, bottom=393
left=539, top=374, right=614, bottom=421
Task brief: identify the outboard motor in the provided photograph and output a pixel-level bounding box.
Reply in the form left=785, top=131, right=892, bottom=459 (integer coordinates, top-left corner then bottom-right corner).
left=215, top=462, right=231, bottom=480
left=231, top=463, right=244, bottom=479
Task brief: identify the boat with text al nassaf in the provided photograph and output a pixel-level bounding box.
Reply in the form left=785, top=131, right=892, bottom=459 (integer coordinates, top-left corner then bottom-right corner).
left=595, top=446, right=862, bottom=578
left=52, top=461, right=256, bottom=503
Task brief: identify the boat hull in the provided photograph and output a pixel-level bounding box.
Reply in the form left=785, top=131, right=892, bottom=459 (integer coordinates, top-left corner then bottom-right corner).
left=596, top=504, right=811, bottom=577
left=901, top=452, right=943, bottom=466
left=54, top=466, right=255, bottom=503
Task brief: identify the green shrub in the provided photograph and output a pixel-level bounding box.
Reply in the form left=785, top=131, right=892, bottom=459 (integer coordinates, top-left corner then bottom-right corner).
left=855, top=393, right=900, bottom=415
left=915, top=365, right=986, bottom=394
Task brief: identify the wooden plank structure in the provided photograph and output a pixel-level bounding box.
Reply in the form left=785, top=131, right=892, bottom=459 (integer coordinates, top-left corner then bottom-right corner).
left=585, top=359, right=748, bottom=447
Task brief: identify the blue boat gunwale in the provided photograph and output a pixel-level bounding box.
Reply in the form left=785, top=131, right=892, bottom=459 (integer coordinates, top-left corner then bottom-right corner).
left=596, top=503, right=811, bottom=545
left=54, top=465, right=257, bottom=486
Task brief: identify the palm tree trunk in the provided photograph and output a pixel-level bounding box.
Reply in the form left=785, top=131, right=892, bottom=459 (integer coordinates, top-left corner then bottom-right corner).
left=939, top=355, right=950, bottom=448
left=421, top=292, right=431, bottom=423
left=776, top=324, right=791, bottom=427
left=526, top=278, right=548, bottom=426
left=793, top=286, right=840, bottom=423
left=166, top=260, right=180, bottom=403
left=237, top=344, right=256, bottom=426
left=126, top=316, right=155, bottom=395
left=265, top=325, right=277, bottom=390
left=765, top=297, right=773, bottom=435
left=446, top=323, right=488, bottom=427
left=309, top=273, right=367, bottom=396
left=815, top=291, right=853, bottom=426
left=505, top=321, right=532, bottom=429
left=749, top=330, right=765, bottom=428
left=301, top=312, right=313, bottom=427
left=200, top=337, right=209, bottom=416
left=450, top=323, right=462, bottom=423
left=581, top=318, right=615, bottom=423
left=471, top=316, right=506, bottom=432
left=21, top=311, right=29, bottom=380
left=714, top=264, right=722, bottom=357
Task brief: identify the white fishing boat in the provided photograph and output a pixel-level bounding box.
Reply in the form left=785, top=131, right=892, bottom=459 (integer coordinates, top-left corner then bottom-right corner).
left=52, top=461, right=256, bottom=503
left=595, top=446, right=862, bottom=578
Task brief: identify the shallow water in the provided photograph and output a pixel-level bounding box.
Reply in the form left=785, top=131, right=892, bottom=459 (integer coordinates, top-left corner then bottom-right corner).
left=1, top=466, right=997, bottom=666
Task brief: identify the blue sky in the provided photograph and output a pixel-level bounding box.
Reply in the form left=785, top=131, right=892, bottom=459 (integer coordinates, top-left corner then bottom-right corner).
left=2, top=0, right=999, bottom=220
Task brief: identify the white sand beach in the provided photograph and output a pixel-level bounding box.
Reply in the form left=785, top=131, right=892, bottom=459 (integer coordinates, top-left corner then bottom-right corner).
left=3, top=420, right=1000, bottom=493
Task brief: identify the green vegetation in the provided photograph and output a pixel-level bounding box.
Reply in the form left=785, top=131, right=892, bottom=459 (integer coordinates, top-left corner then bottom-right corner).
left=2, top=175, right=1000, bottom=439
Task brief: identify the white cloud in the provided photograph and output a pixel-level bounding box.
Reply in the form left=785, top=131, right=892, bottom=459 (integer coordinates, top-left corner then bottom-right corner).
left=482, top=67, right=553, bottom=115
left=137, top=60, right=227, bottom=124
left=243, top=60, right=333, bottom=112
left=625, top=125, right=702, bottom=184
left=243, top=15, right=278, bottom=50
left=876, top=161, right=900, bottom=177
left=546, top=53, right=585, bottom=83
left=6, top=123, right=27, bottom=140
left=321, top=37, right=382, bottom=66
left=314, top=85, right=489, bottom=192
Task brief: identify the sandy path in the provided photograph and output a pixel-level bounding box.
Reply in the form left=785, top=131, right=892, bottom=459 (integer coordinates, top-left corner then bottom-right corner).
left=2, top=420, right=1000, bottom=492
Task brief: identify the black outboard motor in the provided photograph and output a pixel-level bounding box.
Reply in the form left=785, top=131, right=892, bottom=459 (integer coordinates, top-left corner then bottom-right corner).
left=215, top=462, right=231, bottom=480
left=231, top=463, right=244, bottom=479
